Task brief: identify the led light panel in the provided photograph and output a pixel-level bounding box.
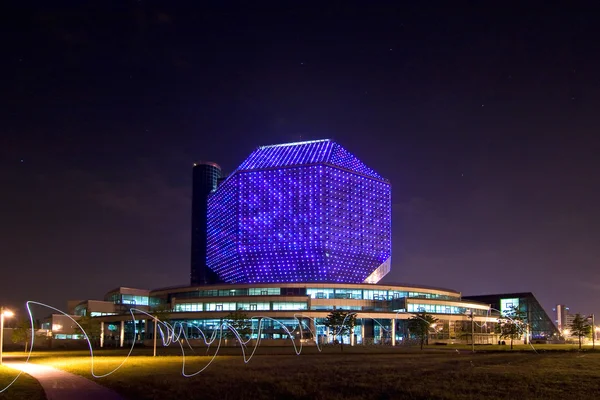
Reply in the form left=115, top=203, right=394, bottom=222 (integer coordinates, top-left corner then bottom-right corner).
left=207, top=140, right=391, bottom=283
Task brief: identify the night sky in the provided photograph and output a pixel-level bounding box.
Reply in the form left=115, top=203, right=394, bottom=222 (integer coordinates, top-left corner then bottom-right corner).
left=2, top=3, right=599, bottom=321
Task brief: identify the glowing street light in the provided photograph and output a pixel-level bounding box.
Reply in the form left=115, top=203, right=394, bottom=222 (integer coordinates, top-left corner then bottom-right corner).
left=1, top=307, right=15, bottom=365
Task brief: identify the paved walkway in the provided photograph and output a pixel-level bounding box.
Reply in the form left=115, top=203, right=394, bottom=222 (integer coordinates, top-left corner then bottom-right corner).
left=7, top=362, right=124, bottom=400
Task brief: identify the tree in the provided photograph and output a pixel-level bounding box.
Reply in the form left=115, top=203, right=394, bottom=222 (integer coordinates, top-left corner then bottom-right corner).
left=77, top=315, right=102, bottom=346
left=497, top=305, right=526, bottom=350
left=223, top=309, right=252, bottom=344
left=323, top=309, right=356, bottom=352
left=570, top=313, right=591, bottom=350
left=11, top=318, right=33, bottom=352
left=408, top=312, right=438, bottom=350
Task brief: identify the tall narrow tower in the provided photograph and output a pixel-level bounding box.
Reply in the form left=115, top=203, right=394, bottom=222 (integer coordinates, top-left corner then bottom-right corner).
left=190, top=161, right=222, bottom=285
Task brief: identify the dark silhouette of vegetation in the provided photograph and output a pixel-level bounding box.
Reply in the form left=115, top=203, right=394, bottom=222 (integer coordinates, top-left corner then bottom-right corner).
left=408, top=312, right=438, bottom=350
left=496, top=305, right=526, bottom=350
left=569, top=313, right=591, bottom=350
left=11, top=318, right=33, bottom=352
left=77, top=314, right=102, bottom=346
left=323, top=309, right=356, bottom=351
left=223, top=309, right=252, bottom=343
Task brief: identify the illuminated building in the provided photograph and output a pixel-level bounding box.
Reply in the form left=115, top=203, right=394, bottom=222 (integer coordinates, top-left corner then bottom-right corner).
left=45, top=139, right=519, bottom=348
left=463, top=293, right=559, bottom=339
left=191, top=161, right=222, bottom=285
left=53, top=283, right=499, bottom=347
left=554, top=304, right=570, bottom=332
left=206, top=139, right=392, bottom=284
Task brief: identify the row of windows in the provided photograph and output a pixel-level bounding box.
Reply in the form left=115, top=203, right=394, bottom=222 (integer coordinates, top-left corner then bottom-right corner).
left=172, top=287, right=286, bottom=300
left=167, top=287, right=457, bottom=301
left=106, top=294, right=150, bottom=306
left=306, top=288, right=456, bottom=301
left=407, top=304, right=488, bottom=316
left=172, top=301, right=484, bottom=314
left=174, top=302, right=309, bottom=312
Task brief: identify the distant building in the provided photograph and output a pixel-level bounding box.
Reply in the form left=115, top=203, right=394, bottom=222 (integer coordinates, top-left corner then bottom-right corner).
left=191, top=161, right=222, bottom=285
left=554, top=304, right=570, bottom=332
left=464, top=292, right=559, bottom=340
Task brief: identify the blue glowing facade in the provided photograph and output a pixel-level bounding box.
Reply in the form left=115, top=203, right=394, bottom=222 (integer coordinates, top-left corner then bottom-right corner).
left=207, top=139, right=391, bottom=284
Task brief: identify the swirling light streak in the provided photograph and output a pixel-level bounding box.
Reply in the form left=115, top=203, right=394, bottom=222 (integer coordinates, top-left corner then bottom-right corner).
left=2, top=300, right=140, bottom=393
left=2, top=304, right=416, bottom=394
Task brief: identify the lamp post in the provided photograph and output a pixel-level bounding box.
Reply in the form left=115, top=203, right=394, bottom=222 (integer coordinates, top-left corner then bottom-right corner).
left=469, top=310, right=475, bottom=353
left=592, top=314, right=596, bottom=350
left=153, top=317, right=157, bottom=357
left=0, top=307, right=15, bottom=365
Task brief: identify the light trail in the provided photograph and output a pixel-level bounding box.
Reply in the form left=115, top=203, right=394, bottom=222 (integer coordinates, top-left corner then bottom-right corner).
left=2, top=302, right=470, bottom=394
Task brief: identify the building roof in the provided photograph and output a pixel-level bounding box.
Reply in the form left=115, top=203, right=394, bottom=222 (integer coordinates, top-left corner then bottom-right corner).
left=235, top=139, right=385, bottom=180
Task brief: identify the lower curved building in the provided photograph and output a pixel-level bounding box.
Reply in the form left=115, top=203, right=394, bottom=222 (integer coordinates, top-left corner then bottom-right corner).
left=40, top=140, right=556, bottom=348
left=59, top=282, right=502, bottom=347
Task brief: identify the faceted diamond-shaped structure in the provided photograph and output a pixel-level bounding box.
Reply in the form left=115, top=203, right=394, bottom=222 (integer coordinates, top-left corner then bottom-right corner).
left=207, top=139, right=391, bottom=284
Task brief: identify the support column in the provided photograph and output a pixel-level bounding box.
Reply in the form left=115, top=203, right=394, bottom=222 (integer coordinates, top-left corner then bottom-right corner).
left=326, top=327, right=330, bottom=344
left=119, top=320, right=125, bottom=348
left=361, top=321, right=366, bottom=345
left=350, top=328, right=355, bottom=346
left=308, top=318, right=316, bottom=342
left=391, top=319, right=396, bottom=346
left=100, top=322, right=104, bottom=348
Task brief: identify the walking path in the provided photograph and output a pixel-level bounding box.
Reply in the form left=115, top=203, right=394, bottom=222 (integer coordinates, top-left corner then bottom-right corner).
left=6, top=362, right=124, bottom=400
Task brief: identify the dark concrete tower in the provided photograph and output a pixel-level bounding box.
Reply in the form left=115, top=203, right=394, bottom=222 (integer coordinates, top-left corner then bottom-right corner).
left=190, top=161, right=221, bottom=285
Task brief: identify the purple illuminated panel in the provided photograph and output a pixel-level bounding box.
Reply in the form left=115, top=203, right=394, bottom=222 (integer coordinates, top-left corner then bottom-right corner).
left=322, top=166, right=391, bottom=282
left=236, top=139, right=383, bottom=180
left=206, top=175, right=241, bottom=281
left=207, top=140, right=391, bottom=283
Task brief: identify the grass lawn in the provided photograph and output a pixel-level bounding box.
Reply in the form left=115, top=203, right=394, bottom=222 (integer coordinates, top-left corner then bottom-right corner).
left=0, top=365, right=46, bottom=400
left=9, top=345, right=600, bottom=400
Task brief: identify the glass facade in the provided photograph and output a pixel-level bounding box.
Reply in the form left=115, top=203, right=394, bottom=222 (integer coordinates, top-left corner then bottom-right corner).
left=207, top=140, right=392, bottom=284
left=463, top=293, right=559, bottom=339
left=500, top=298, right=520, bottom=315
left=407, top=303, right=487, bottom=316
left=305, top=288, right=457, bottom=301
left=107, top=293, right=149, bottom=306
left=169, top=296, right=482, bottom=314
left=169, top=286, right=458, bottom=302
left=170, top=318, right=310, bottom=341
left=174, top=301, right=308, bottom=312
left=272, top=302, right=308, bottom=311
left=172, top=287, right=284, bottom=300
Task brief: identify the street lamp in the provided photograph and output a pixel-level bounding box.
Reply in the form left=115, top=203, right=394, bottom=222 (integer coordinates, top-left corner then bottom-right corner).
left=0, top=307, right=15, bottom=365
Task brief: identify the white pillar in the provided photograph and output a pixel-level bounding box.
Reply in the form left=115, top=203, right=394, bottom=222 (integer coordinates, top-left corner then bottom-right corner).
left=119, top=320, right=125, bottom=348
left=361, top=321, right=366, bottom=345
left=100, top=322, right=104, bottom=348
left=391, top=319, right=396, bottom=346
left=153, top=318, right=157, bottom=357
left=0, top=309, right=5, bottom=365
left=326, top=327, right=330, bottom=344
left=350, top=328, right=355, bottom=346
